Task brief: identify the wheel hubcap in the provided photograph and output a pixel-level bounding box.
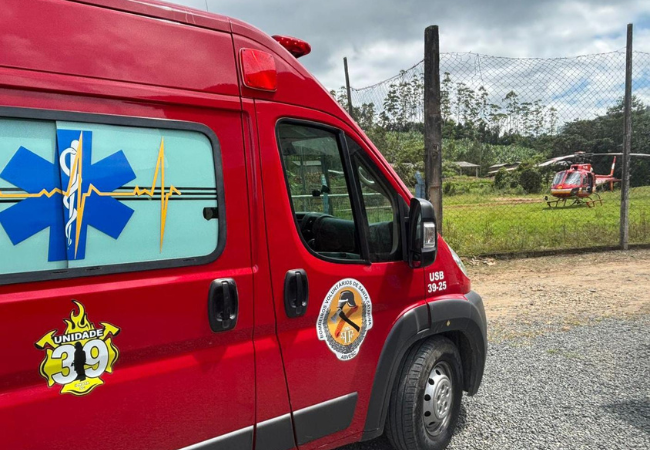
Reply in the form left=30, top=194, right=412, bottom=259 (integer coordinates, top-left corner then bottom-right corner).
left=422, top=362, right=453, bottom=436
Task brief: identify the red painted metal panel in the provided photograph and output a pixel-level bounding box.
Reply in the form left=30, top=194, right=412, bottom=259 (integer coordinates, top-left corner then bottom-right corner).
left=232, top=34, right=343, bottom=120
left=0, top=87, right=255, bottom=449
left=71, top=0, right=232, bottom=32
left=255, top=100, right=427, bottom=450
left=0, top=0, right=238, bottom=96
left=0, top=2, right=470, bottom=449
left=424, top=240, right=472, bottom=303
left=0, top=66, right=239, bottom=111
left=241, top=98, right=294, bottom=426
left=231, top=33, right=412, bottom=197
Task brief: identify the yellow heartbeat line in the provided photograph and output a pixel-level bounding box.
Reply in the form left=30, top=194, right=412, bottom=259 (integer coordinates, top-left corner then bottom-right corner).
left=0, top=134, right=181, bottom=255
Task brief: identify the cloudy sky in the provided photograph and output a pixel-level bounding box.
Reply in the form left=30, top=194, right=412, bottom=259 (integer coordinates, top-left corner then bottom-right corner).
left=167, top=0, right=650, bottom=91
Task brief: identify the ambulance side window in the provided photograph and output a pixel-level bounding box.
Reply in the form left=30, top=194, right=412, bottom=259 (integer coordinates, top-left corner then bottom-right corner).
left=347, top=136, right=402, bottom=262
left=0, top=116, right=222, bottom=281
left=277, top=122, right=362, bottom=261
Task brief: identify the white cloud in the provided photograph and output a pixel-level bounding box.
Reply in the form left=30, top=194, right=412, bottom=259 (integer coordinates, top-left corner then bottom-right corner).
left=163, top=0, right=650, bottom=93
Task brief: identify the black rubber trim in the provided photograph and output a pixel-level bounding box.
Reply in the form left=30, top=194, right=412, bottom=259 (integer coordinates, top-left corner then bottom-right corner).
left=178, top=426, right=253, bottom=450
left=0, top=106, right=227, bottom=286
left=255, top=414, right=296, bottom=450
left=339, top=132, right=371, bottom=262
left=465, top=290, right=488, bottom=357
left=293, top=393, right=358, bottom=445
left=348, top=136, right=404, bottom=263
left=361, top=305, right=430, bottom=441
left=361, top=292, right=487, bottom=441
left=428, top=295, right=487, bottom=396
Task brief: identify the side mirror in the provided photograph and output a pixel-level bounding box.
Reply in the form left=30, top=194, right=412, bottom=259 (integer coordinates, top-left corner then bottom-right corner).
left=407, top=198, right=437, bottom=268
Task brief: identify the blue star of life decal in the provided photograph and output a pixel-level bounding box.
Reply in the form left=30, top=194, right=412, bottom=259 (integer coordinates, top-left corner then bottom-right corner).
left=0, top=129, right=136, bottom=261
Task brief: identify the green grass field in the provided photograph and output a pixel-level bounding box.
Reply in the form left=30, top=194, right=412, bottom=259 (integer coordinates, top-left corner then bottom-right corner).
left=294, top=180, right=650, bottom=257
left=443, top=186, right=650, bottom=256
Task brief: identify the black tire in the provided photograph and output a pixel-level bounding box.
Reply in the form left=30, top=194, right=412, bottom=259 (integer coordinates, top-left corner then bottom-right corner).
left=386, top=336, right=463, bottom=450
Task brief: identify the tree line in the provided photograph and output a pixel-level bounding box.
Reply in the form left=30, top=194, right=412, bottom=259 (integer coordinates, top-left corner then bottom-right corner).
left=332, top=72, right=650, bottom=188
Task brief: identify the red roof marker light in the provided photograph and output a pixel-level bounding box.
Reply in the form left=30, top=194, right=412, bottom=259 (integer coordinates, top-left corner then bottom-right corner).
left=240, top=48, right=277, bottom=92
left=272, top=35, right=311, bottom=58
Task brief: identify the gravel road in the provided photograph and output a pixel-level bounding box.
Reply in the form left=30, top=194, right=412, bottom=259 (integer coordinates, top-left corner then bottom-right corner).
left=449, top=316, right=650, bottom=449
left=341, top=250, right=650, bottom=450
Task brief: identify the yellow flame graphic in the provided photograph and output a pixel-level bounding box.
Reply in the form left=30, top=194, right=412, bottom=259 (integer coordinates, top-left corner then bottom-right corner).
left=64, top=300, right=93, bottom=334
left=0, top=137, right=180, bottom=254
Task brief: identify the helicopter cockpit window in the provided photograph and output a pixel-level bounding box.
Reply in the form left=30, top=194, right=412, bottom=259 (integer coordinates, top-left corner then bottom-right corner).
left=564, top=172, right=581, bottom=185
left=552, top=171, right=565, bottom=185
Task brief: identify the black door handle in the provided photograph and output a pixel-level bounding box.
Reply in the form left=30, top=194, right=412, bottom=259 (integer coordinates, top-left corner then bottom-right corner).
left=284, top=269, right=309, bottom=318
left=208, top=278, right=238, bottom=332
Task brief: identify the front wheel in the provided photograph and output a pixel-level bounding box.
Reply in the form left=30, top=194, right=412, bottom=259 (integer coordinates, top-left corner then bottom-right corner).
left=386, top=336, right=463, bottom=450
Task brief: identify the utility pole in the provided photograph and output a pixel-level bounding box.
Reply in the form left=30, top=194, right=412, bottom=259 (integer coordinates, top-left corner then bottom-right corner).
left=424, top=25, right=443, bottom=234
left=620, top=23, right=633, bottom=250
left=343, top=57, right=354, bottom=119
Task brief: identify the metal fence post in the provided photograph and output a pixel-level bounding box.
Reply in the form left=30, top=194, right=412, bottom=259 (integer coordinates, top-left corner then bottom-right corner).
left=343, top=57, right=355, bottom=119
left=424, top=25, right=443, bottom=234
left=620, top=23, right=633, bottom=250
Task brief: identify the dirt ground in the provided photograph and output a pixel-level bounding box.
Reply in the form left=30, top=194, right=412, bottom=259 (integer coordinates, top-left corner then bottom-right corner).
left=342, top=249, right=650, bottom=450
left=467, top=248, right=650, bottom=340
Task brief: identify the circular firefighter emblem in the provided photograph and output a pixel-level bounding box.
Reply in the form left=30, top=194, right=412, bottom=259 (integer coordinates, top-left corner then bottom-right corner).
left=317, top=279, right=373, bottom=361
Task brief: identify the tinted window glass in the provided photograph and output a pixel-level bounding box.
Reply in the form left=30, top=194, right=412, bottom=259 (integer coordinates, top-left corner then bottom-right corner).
left=347, top=136, right=401, bottom=261
left=564, top=172, right=581, bottom=185
left=0, top=118, right=219, bottom=277
left=277, top=123, right=360, bottom=260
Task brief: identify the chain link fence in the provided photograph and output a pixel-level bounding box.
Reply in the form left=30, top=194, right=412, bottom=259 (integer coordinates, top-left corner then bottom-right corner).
left=335, top=50, right=650, bottom=256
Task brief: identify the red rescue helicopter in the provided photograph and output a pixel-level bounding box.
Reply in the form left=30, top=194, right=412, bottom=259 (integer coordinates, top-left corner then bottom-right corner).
left=539, top=152, right=650, bottom=207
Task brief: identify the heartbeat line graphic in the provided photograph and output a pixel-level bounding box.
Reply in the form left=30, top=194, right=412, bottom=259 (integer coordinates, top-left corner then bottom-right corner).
left=0, top=136, right=181, bottom=256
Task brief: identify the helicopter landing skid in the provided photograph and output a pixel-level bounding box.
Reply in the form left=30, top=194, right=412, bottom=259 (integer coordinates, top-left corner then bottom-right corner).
left=545, top=197, right=574, bottom=208
left=584, top=193, right=603, bottom=208
left=544, top=194, right=603, bottom=208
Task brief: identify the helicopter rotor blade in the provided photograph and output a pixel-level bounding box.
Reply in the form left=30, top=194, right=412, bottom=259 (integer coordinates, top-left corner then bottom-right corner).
left=537, top=154, right=576, bottom=167
left=588, top=153, right=650, bottom=158
left=538, top=152, right=650, bottom=168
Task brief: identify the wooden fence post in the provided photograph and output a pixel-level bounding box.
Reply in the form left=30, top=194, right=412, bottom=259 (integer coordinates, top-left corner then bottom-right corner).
left=620, top=24, right=633, bottom=250
left=424, top=25, right=443, bottom=234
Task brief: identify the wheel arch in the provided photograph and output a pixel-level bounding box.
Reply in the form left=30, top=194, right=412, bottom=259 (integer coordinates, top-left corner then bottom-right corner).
left=361, top=292, right=487, bottom=442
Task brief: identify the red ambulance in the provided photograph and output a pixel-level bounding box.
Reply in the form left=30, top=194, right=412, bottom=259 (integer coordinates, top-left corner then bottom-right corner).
left=0, top=1, right=487, bottom=450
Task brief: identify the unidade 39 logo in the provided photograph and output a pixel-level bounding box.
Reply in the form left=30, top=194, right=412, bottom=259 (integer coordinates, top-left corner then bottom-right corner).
left=35, top=301, right=121, bottom=396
